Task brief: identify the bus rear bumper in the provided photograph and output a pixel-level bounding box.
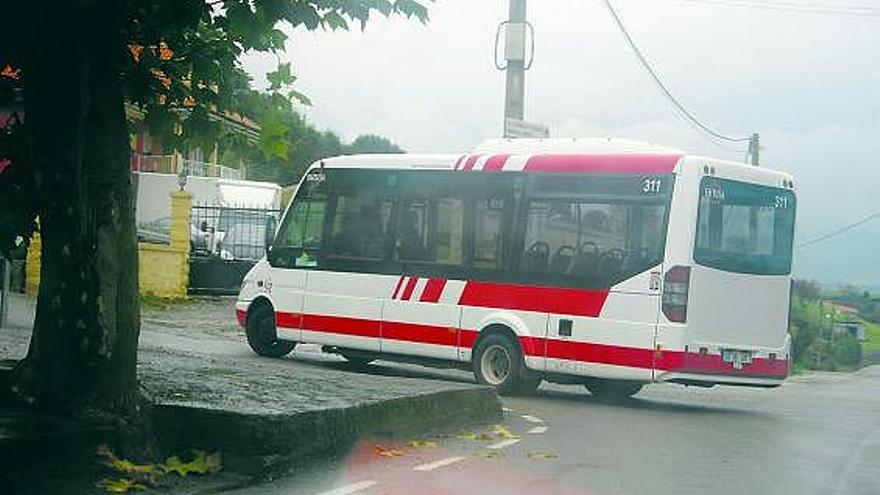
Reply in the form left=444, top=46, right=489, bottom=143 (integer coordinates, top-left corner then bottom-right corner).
left=657, top=371, right=786, bottom=388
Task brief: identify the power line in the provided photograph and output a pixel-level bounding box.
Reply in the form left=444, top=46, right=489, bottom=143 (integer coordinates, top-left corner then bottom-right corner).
left=675, top=0, right=880, bottom=18
left=796, top=212, right=880, bottom=249
left=601, top=0, right=752, bottom=149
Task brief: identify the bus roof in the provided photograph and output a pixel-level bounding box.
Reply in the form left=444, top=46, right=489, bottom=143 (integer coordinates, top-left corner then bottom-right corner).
left=314, top=138, right=793, bottom=186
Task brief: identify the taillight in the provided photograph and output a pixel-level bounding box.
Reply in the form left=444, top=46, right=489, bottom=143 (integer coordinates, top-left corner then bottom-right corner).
left=662, top=266, right=691, bottom=323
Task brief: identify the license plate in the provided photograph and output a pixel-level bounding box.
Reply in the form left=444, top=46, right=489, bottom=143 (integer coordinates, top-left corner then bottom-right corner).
left=721, top=349, right=753, bottom=369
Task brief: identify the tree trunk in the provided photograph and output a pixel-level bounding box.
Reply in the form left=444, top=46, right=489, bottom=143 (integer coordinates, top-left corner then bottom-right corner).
left=12, top=3, right=142, bottom=424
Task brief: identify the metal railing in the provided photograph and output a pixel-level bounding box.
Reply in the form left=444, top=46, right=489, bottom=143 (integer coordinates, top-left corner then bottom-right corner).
left=181, top=159, right=244, bottom=180
left=130, top=153, right=245, bottom=180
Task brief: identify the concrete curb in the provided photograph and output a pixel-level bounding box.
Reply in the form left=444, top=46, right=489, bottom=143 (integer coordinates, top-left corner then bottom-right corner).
left=152, top=386, right=502, bottom=476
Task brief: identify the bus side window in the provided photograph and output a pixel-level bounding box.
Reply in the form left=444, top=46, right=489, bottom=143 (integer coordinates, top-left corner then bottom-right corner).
left=325, top=170, right=394, bottom=261
left=473, top=197, right=506, bottom=270
left=395, top=172, right=466, bottom=267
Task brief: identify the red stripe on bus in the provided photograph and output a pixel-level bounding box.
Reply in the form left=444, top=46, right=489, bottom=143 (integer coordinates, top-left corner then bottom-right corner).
left=391, top=275, right=406, bottom=299
left=462, top=154, right=481, bottom=171
left=276, top=311, right=301, bottom=329
left=273, top=311, right=787, bottom=378
left=655, top=351, right=788, bottom=377
left=302, top=313, right=381, bottom=338
left=524, top=154, right=680, bottom=174
left=458, top=281, right=610, bottom=318
left=545, top=339, right=655, bottom=369
left=453, top=155, right=466, bottom=170
left=399, top=276, right=419, bottom=301
left=236, top=309, right=247, bottom=327
left=419, top=278, right=447, bottom=303
left=383, top=320, right=458, bottom=346
left=482, top=154, right=511, bottom=172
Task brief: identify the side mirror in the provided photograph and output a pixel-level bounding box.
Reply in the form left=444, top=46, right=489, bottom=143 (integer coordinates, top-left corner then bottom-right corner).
left=264, top=216, right=278, bottom=257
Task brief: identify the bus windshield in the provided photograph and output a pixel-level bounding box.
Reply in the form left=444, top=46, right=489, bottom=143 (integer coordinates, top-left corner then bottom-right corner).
left=694, top=176, right=796, bottom=275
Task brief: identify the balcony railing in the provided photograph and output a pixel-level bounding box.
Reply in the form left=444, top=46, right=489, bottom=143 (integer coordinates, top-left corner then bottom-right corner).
left=131, top=153, right=244, bottom=180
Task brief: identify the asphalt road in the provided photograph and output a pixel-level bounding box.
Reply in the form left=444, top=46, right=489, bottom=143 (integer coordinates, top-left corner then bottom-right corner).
left=229, top=357, right=880, bottom=495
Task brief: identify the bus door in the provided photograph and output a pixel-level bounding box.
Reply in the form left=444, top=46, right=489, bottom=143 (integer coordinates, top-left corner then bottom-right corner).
left=267, top=171, right=327, bottom=341
left=526, top=174, right=671, bottom=380
left=381, top=172, right=464, bottom=360
left=299, top=169, right=396, bottom=352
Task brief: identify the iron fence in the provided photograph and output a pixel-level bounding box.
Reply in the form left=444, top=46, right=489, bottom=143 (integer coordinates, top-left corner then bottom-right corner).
left=188, top=203, right=280, bottom=295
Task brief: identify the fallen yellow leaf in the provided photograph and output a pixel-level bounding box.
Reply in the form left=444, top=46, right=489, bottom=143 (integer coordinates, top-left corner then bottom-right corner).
left=373, top=445, right=406, bottom=457
left=492, top=424, right=521, bottom=440
left=96, top=478, right=147, bottom=493
left=164, top=450, right=222, bottom=476
left=408, top=440, right=438, bottom=449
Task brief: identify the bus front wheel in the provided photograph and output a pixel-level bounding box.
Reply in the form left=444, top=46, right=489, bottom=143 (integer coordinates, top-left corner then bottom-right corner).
left=473, top=333, right=540, bottom=396
left=246, top=304, right=296, bottom=358
left=583, top=378, right=643, bottom=400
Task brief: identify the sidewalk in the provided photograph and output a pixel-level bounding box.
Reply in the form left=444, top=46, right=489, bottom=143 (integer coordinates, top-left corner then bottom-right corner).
left=1, top=294, right=501, bottom=485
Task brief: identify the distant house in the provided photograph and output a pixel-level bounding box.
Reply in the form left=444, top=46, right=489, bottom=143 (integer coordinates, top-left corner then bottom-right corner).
left=833, top=321, right=867, bottom=341
left=126, top=103, right=259, bottom=181
left=821, top=301, right=860, bottom=316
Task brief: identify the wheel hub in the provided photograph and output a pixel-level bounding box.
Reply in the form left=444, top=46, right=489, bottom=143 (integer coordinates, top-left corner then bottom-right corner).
left=481, top=344, right=511, bottom=385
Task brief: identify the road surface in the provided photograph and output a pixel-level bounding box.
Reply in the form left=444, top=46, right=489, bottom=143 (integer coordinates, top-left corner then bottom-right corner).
left=229, top=353, right=880, bottom=495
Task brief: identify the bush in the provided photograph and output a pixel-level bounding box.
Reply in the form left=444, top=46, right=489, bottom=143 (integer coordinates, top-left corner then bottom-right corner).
left=832, top=333, right=862, bottom=367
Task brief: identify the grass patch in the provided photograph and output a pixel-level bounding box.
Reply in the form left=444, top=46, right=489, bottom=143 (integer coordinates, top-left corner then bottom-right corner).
left=861, top=320, right=880, bottom=354
left=140, top=293, right=190, bottom=310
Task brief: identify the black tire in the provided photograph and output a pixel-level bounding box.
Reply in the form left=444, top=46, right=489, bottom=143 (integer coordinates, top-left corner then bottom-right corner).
left=473, top=333, right=541, bottom=396
left=584, top=378, right=643, bottom=400
left=245, top=304, right=296, bottom=358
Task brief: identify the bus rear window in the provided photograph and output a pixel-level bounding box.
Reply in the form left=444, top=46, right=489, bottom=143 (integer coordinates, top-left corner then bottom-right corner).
left=694, top=177, right=795, bottom=275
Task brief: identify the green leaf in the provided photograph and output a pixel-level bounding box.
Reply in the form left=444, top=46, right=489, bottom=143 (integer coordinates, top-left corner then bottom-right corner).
left=266, top=62, right=294, bottom=91
left=287, top=88, right=312, bottom=106
left=323, top=11, right=349, bottom=31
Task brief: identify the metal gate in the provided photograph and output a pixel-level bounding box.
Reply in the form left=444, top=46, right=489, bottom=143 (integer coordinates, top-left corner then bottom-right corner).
left=188, top=204, right=280, bottom=295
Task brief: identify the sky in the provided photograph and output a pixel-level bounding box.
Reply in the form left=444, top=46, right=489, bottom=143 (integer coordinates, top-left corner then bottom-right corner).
left=242, top=0, right=880, bottom=286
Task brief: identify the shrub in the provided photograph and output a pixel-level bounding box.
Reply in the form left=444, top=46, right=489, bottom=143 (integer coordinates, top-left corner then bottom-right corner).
left=832, top=333, right=862, bottom=367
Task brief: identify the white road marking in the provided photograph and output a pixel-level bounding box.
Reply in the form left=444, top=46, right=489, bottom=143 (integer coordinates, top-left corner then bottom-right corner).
left=528, top=425, right=548, bottom=434
left=315, top=480, right=378, bottom=495
left=486, top=438, right=522, bottom=450
left=502, top=407, right=514, bottom=413
left=521, top=414, right=544, bottom=424
left=413, top=456, right=466, bottom=471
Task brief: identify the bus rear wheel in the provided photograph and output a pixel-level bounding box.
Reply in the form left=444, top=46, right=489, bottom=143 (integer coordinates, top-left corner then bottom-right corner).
left=246, top=304, right=296, bottom=358
left=473, top=333, right=540, bottom=396
left=583, top=378, right=643, bottom=400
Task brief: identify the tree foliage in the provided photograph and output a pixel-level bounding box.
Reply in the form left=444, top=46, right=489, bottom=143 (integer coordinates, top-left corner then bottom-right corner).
left=0, top=0, right=428, bottom=418
left=0, top=0, right=429, bottom=251
left=230, top=91, right=405, bottom=185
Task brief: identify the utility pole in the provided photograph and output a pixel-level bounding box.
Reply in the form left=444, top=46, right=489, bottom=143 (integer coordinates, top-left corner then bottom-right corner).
left=748, top=132, right=760, bottom=166
left=503, top=0, right=527, bottom=128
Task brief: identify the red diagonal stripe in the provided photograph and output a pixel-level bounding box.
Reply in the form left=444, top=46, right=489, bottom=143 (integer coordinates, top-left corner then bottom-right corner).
left=462, top=154, right=481, bottom=171
left=419, top=278, right=447, bottom=303
left=482, top=154, right=511, bottom=172
left=399, top=276, right=419, bottom=301
left=391, top=275, right=406, bottom=299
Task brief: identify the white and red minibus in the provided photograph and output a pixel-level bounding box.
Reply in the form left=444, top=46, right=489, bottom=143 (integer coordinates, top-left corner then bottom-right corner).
left=236, top=138, right=797, bottom=397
